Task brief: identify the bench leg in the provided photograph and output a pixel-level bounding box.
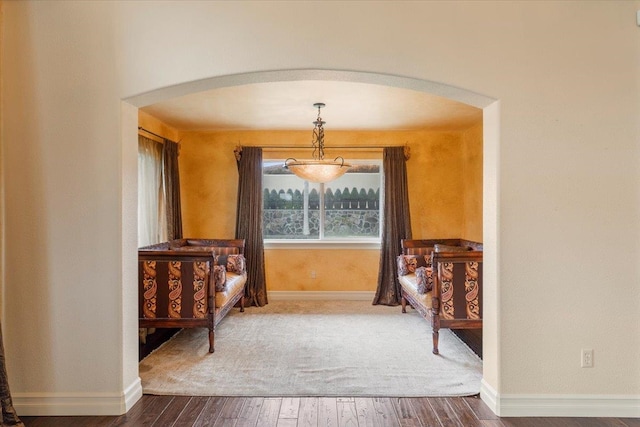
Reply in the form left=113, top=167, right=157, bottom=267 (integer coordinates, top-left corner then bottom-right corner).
left=208, top=328, right=215, bottom=353
left=432, top=329, right=440, bottom=355
left=401, top=296, right=407, bottom=313
left=432, top=313, right=440, bottom=355
left=240, top=295, right=245, bottom=312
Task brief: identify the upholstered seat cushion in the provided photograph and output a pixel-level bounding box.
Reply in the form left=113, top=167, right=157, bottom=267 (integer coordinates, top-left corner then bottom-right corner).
left=215, top=272, right=247, bottom=309
left=398, top=273, right=432, bottom=309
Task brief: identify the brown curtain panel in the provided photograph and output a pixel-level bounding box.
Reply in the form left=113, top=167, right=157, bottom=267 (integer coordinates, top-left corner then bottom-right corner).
left=373, top=146, right=412, bottom=306
left=0, top=323, right=23, bottom=426
left=162, top=139, right=183, bottom=240
left=235, top=146, right=268, bottom=307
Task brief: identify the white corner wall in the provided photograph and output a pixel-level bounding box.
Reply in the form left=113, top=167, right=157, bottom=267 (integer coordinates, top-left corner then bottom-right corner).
left=1, top=1, right=141, bottom=415
left=1, top=0, right=639, bottom=417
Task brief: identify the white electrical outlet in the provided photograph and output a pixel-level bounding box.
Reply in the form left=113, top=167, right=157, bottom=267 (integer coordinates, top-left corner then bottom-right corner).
left=581, top=349, right=594, bottom=368
left=310, top=270, right=316, bottom=279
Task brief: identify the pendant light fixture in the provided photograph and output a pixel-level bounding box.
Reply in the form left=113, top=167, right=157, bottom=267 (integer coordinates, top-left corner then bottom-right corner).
left=284, top=103, right=351, bottom=183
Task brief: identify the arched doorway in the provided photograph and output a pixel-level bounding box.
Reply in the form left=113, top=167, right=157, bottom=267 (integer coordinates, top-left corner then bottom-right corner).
left=124, top=68, right=500, bottom=406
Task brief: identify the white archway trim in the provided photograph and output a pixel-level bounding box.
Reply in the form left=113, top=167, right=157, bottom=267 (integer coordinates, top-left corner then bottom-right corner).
left=125, top=69, right=496, bottom=110
left=481, top=100, right=501, bottom=412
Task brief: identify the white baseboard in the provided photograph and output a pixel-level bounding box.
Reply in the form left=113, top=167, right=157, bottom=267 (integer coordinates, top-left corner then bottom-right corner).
left=269, top=291, right=375, bottom=301
left=480, top=379, right=499, bottom=414
left=14, top=377, right=142, bottom=416
left=123, top=377, right=144, bottom=413
left=480, top=379, right=640, bottom=417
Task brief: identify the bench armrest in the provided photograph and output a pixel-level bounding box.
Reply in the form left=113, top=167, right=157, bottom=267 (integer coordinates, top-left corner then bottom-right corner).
left=431, top=251, right=483, bottom=321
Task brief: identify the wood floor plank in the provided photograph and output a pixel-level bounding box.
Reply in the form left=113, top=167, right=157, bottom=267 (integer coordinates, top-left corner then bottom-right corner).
left=463, top=396, right=499, bottom=421
left=110, top=394, right=174, bottom=426
left=429, top=397, right=462, bottom=427
left=279, top=397, right=301, bottom=419
left=192, top=396, right=227, bottom=427
left=318, top=397, right=339, bottom=427
left=408, top=397, right=441, bottom=427
left=546, top=419, right=628, bottom=427
left=446, top=397, right=482, bottom=426
left=235, top=397, right=265, bottom=427
left=597, top=420, right=629, bottom=427
left=503, top=417, right=626, bottom=427
left=480, top=421, right=505, bottom=427
left=172, top=396, right=211, bottom=427
left=355, top=397, right=379, bottom=427
left=18, top=418, right=39, bottom=427
left=391, top=397, right=422, bottom=427
left=621, top=419, right=640, bottom=427
left=255, top=398, right=282, bottom=427
left=298, top=397, right=319, bottom=427
left=212, top=417, right=237, bottom=427
left=337, top=400, right=359, bottom=427
left=22, top=416, right=117, bottom=427
left=82, top=418, right=122, bottom=427
left=499, top=418, right=553, bottom=427
left=597, top=419, right=629, bottom=427
left=546, top=418, right=591, bottom=427
left=276, top=419, right=298, bottom=427
left=372, top=397, right=401, bottom=427
left=397, top=419, right=421, bottom=427
left=562, top=419, right=622, bottom=427
left=151, top=395, right=192, bottom=426
left=213, top=397, right=246, bottom=427
left=223, top=397, right=246, bottom=418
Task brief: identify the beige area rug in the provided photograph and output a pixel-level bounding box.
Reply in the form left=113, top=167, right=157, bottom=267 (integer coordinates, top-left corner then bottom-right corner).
left=139, top=300, right=482, bottom=397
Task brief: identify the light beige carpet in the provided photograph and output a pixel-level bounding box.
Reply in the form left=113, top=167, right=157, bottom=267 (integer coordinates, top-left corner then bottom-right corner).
left=139, top=300, right=482, bottom=397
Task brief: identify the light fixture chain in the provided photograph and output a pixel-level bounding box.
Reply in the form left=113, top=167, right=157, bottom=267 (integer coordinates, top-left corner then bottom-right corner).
left=312, top=103, right=325, bottom=160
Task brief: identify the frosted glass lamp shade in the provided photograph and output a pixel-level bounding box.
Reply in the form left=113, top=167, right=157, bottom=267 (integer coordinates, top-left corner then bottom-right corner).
left=285, top=159, right=351, bottom=183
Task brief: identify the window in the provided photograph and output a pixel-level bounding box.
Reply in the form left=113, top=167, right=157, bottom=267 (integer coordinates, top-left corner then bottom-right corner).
left=138, top=135, right=167, bottom=246
left=263, top=160, right=382, bottom=243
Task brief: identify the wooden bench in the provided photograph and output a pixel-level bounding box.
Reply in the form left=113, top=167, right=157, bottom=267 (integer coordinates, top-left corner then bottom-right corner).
left=139, top=239, right=247, bottom=353
left=398, top=239, right=483, bottom=354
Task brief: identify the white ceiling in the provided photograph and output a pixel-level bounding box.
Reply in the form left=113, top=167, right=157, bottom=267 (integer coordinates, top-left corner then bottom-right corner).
left=140, top=80, right=482, bottom=132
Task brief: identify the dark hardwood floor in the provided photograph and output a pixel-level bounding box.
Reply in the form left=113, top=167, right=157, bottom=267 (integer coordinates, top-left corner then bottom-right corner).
left=20, top=395, right=639, bottom=426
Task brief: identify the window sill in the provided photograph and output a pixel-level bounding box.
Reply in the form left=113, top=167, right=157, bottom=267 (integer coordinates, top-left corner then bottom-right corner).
left=264, top=240, right=381, bottom=250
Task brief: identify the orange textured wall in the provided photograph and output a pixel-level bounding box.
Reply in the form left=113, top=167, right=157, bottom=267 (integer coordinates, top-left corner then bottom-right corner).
left=138, top=110, right=181, bottom=143
left=178, top=131, right=241, bottom=238
left=462, top=123, right=483, bottom=242
left=175, top=128, right=482, bottom=292
left=407, top=131, right=465, bottom=238
left=265, top=248, right=380, bottom=292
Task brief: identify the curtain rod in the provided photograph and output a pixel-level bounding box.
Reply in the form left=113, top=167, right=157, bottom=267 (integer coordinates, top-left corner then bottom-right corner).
left=256, top=144, right=410, bottom=159
left=259, top=145, right=393, bottom=149
left=138, top=126, right=171, bottom=142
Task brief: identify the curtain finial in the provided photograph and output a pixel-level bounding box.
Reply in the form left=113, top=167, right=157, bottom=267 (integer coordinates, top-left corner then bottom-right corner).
left=403, top=145, right=411, bottom=160
left=234, top=145, right=243, bottom=162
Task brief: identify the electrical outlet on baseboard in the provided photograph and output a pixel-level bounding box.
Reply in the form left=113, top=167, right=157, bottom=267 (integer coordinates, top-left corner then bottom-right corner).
left=581, top=348, right=594, bottom=368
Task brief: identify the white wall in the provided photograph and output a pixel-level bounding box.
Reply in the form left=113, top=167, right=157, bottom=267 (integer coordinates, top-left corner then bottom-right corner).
left=1, top=0, right=638, bottom=417
left=1, top=1, right=140, bottom=415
